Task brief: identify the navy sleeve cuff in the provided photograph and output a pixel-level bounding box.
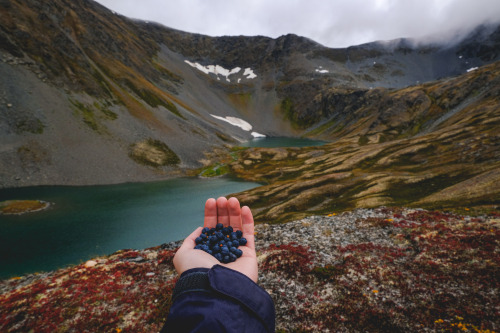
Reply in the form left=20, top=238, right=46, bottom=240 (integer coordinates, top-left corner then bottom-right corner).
left=208, top=265, right=275, bottom=333
left=171, top=265, right=275, bottom=332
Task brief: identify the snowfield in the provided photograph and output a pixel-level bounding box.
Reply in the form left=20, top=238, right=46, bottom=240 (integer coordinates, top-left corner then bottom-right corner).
left=210, top=114, right=265, bottom=138
left=315, top=66, right=329, bottom=74
left=185, top=60, right=257, bottom=82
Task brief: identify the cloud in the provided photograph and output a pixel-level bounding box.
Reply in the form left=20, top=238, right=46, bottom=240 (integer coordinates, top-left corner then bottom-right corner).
left=95, top=0, right=500, bottom=47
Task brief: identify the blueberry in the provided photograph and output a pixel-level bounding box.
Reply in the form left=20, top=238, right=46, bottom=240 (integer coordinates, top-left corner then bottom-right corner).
left=234, top=249, right=243, bottom=258
left=195, top=226, right=245, bottom=262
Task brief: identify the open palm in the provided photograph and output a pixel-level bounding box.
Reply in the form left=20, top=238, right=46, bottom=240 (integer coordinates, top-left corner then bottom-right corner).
left=173, top=197, right=258, bottom=282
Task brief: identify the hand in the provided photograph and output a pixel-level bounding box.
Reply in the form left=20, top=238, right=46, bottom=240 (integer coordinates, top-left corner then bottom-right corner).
left=173, top=197, right=258, bottom=282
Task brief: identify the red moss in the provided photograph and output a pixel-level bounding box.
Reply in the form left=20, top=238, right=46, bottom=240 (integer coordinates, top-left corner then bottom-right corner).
left=0, top=250, right=178, bottom=333
left=260, top=243, right=315, bottom=279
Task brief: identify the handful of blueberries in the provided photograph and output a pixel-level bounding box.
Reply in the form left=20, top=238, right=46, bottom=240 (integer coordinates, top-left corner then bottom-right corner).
left=194, top=223, right=247, bottom=263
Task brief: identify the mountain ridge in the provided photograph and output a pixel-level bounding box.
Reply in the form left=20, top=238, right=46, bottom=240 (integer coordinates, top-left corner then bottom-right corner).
left=0, top=0, right=500, bottom=191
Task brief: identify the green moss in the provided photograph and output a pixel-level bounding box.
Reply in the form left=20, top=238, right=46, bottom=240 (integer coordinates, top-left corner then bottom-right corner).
left=305, top=118, right=338, bottom=136
left=312, top=265, right=345, bottom=281
left=280, top=97, right=302, bottom=129
left=200, top=164, right=230, bottom=177
left=70, top=99, right=99, bottom=131
left=230, top=146, right=248, bottom=152
left=93, top=102, right=118, bottom=120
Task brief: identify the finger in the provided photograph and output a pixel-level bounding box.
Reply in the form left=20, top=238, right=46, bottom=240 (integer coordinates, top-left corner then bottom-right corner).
left=204, top=198, right=217, bottom=228
left=228, top=197, right=242, bottom=231
left=216, top=197, right=229, bottom=226
left=241, top=206, right=255, bottom=250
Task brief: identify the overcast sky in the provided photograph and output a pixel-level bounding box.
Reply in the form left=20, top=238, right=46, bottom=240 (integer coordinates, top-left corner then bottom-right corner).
left=94, top=0, right=500, bottom=48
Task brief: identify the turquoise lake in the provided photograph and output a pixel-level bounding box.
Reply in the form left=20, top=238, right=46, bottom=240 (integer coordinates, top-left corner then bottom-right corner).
left=0, top=137, right=328, bottom=279
left=0, top=177, right=260, bottom=279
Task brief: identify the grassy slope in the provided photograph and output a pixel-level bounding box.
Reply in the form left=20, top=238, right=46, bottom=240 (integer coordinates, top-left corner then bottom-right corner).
left=229, top=62, right=500, bottom=223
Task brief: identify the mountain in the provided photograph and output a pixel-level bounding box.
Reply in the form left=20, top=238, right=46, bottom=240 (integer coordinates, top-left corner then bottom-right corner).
left=229, top=60, right=500, bottom=222
left=0, top=0, right=500, bottom=191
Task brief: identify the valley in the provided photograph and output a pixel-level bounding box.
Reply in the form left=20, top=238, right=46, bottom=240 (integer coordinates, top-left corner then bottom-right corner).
left=0, top=0, right=499, bottom=331
left=1, top=0, right=499, bottom=210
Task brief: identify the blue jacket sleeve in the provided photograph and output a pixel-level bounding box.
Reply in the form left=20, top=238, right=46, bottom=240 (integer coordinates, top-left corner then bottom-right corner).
left=161, top=265, right=275, bottom=333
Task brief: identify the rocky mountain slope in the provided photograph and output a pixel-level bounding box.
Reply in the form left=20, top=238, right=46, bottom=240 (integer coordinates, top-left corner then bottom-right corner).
left=1, top=0, right=500, bottom=188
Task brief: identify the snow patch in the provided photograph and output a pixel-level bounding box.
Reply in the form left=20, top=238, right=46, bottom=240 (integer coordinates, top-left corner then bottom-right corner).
left=185, top=60, right=256, bottom=82
left=315, top=68, right=329, bottom=74
left=251, top=132, right=266, bottom=138
left=467, top=67, right=478, bottom=73
left=210, top=115, right=265, bottom=137
left=210, top=114, right=253, bottom=131
left=243, top=68, right=257, bottom=79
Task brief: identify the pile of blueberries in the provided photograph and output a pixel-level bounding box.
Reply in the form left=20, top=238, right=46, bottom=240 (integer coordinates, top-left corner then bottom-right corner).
left=194, top=223, right=247, bottom=263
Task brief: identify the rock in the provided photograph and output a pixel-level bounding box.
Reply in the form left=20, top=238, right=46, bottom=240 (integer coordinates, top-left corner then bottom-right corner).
left=84, top=260, right=97, bottom=268
left=124, top=256, right=145, bottom=263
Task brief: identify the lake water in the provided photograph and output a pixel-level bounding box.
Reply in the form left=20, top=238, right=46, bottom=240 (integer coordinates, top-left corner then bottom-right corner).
left=241, top=137, right=327, bottom=148
left=0, top=177, right=260, bottom=279
left=0, top=137, right=327, bottom=279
